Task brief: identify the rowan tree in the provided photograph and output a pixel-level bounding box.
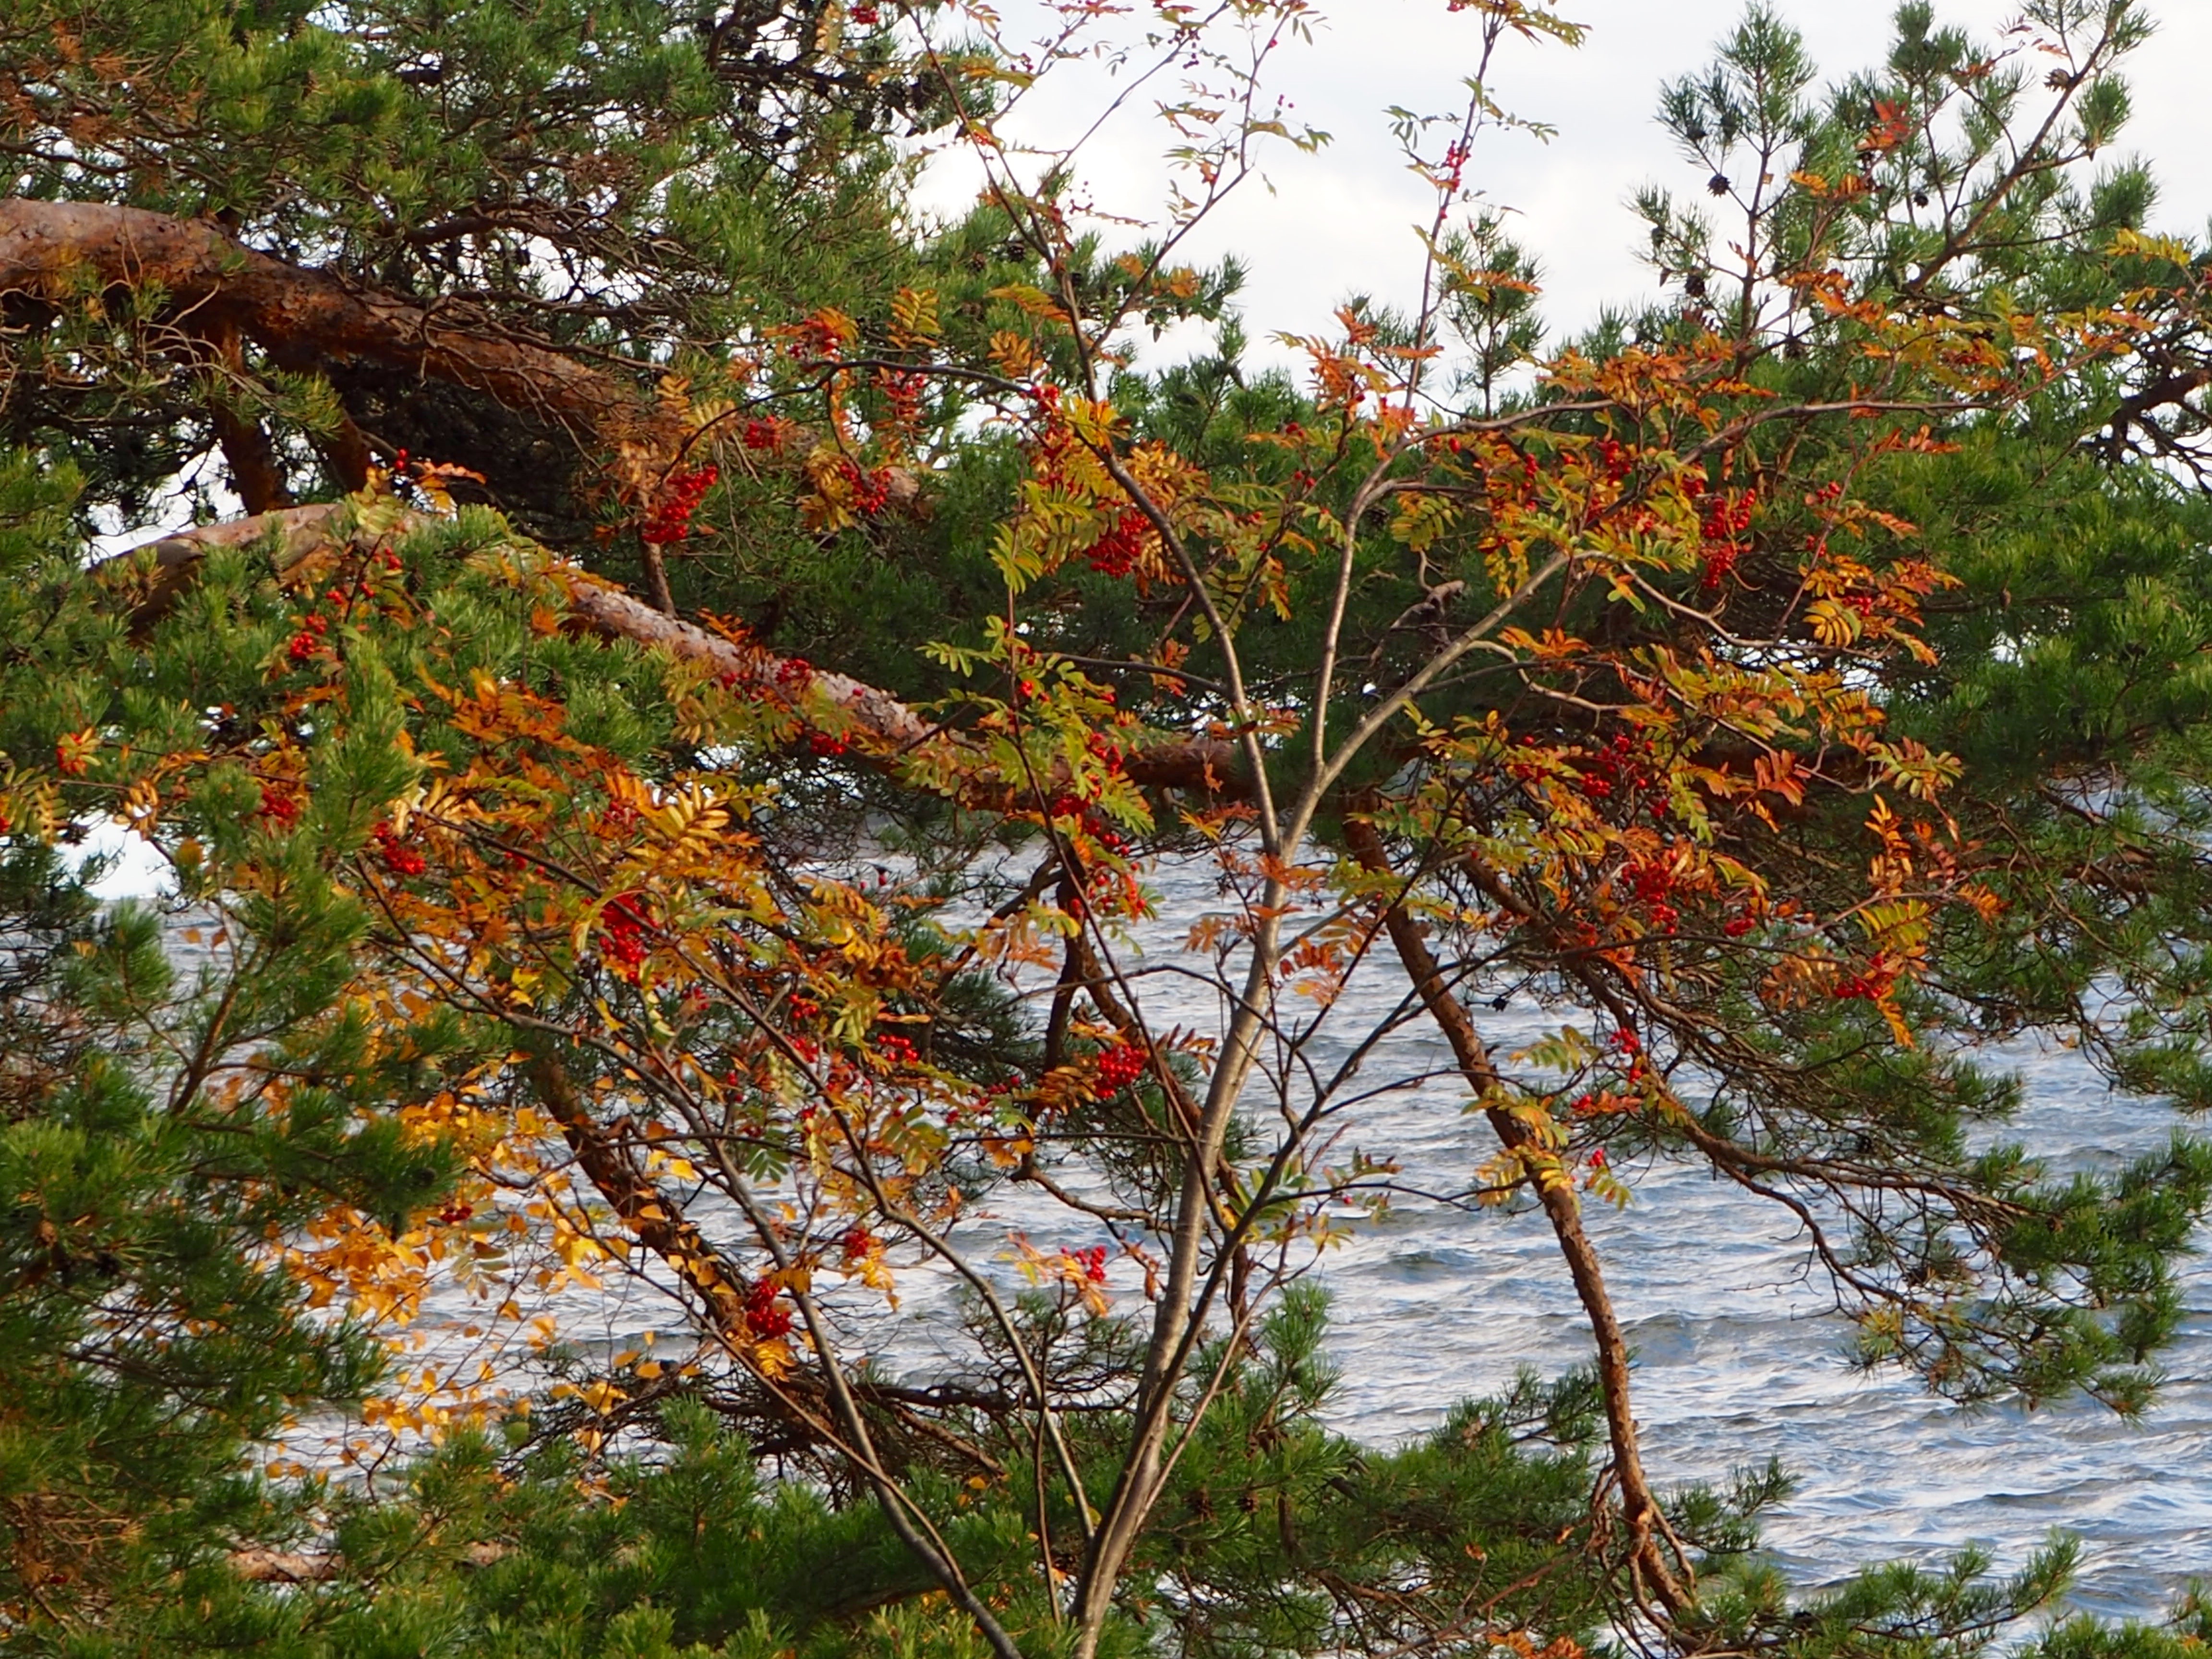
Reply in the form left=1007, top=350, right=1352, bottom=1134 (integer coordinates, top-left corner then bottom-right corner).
left=2, top=0, right=2211, bottom=1657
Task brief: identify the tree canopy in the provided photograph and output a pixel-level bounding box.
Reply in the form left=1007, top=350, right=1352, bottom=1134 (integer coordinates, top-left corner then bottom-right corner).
left=2, top=0, right=2211, bottom=1655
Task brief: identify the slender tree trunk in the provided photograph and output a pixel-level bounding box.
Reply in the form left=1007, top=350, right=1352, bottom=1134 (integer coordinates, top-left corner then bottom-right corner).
left=1068, top=898, right=1286, bottom=1659
left=1345, top=817, right=1692, bottom=1617
left=523, top=1046, right=1032, bottom=1659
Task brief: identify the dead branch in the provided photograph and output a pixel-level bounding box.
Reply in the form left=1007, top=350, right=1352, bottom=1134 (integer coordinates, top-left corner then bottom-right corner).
left=99, top=503, right=1249, bottom=800
left=229, top=1541, right=506, bottom=1583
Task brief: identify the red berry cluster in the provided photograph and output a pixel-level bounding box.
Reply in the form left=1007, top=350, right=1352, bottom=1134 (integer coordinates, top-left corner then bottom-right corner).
left=1023, top=388, right=1154, bottom=578
left=1046, top=791, right=1130, bottom=855
left=1085, top=507, right=1152, bottom=577
left=1622, top=858, right=1680, bottom=931
left=601, top=891, right=649, bottom=970
left=1576, top=731, right=1664, bottom=813
left=1831, top=965, right=1897, bottom=1001
left=285, top=563, right=403, bottom=668
left=1597, top=437, right=1634, bottom=480
left=1439, top=139, right=1468, bottom=192
left=256, top=786, right=301, bottom=828
left=875, top=1032, right=919, bottom=1066
left=770, top=656, right=813, bottom=694
left=742, top=419, right=783, bottom=451
left=1062, top=1244, right=1109, bottom=1284
left=1094, top=1041, right=1148, bottom=1092
left=1699, top=490, right=1753, bottom=541
left=287, top=609, right=330, bottom=664
left=1698, top=489, right=1755, bottom=590
left=841, top=1226, right=876, bottom=1260
left=1504, top=733, right=1551, bottom=783
left=642, top=465, right=719, bottom=544
left=744, top=1278, right=794, bottom=1338
left=370, top=821, right=427, bottom=877
left=836, top=457, right=893, bottom=516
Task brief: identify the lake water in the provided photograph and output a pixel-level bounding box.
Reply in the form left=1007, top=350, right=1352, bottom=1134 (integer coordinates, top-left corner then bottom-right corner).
left=998, top=858, right=2212, bottom=1617
left=1311, top=1007, right=2212, bottom=1618
left=280, top=845, right=2210, bottom=1619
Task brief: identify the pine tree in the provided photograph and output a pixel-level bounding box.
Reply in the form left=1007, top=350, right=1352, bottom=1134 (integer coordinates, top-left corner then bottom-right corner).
left=4, top=1, right=2212, bottom=1655
left=0, top=450, right=472, bottom=1647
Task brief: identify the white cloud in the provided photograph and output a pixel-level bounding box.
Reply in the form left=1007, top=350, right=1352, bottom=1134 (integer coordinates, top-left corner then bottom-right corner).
left=913, top=0, right=2212, bottom=370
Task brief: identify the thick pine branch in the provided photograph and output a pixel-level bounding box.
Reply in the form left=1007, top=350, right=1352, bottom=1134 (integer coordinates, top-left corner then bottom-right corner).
left=0, top=199, right=687, bottom=492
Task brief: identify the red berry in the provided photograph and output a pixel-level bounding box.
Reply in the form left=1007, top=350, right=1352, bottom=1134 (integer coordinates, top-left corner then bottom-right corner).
left=744, top=1278, right=794, bottom=1338
left=1094, top=1042, right=1148, bottom=1091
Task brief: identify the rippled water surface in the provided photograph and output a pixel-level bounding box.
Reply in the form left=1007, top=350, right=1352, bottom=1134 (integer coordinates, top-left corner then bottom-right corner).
left=1313, top=1016, right=2211, bottom=1616
left=312, top=847, right=2210, bottom=1617
left=1025, top=862, right=2212, bottom=1615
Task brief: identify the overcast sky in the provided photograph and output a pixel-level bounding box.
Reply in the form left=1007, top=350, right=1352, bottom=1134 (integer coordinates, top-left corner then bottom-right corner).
left=911, top=0, right=2212, bottom=369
